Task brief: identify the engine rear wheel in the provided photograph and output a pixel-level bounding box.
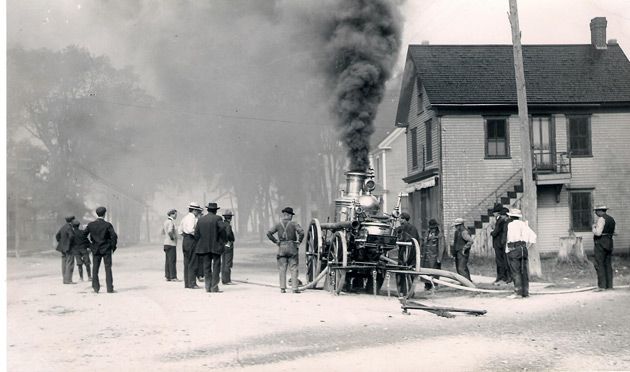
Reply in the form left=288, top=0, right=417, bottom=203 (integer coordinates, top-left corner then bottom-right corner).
left=305, top=219, right=324, bottom=285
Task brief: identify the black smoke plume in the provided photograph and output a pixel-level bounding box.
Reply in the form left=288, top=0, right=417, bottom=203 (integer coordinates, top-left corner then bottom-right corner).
left=322, top=0, right=402, bottom=171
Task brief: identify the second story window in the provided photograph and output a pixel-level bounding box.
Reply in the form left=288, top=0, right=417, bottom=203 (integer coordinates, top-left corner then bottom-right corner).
left=411, top=127, right=418, bottom=169
left=485, top=117, right=510, bottom=158
left=568, top=115, right=592, bottom=156
left=425, top=119, right=433, bottom=163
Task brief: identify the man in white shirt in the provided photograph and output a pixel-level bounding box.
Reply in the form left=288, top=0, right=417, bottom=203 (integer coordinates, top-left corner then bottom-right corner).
left=179, top=202, right=203, bottom=288
left=163, top=209, right=178, bottom=281
left=505, top=208, right=537, bottom=298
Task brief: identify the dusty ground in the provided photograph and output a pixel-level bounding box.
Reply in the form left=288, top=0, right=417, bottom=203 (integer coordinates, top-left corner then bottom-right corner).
left=7, top=242, right=630, bottom=371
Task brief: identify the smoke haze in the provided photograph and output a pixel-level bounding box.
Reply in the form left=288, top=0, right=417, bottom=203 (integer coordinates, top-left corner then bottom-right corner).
left=320, top=0, right=402, bottom=171
left=7, top=0, right=405, bottom=245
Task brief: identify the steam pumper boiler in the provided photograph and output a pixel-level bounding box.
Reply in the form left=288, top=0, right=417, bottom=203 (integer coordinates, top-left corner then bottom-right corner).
left=305, top=170, right=421, bottom=294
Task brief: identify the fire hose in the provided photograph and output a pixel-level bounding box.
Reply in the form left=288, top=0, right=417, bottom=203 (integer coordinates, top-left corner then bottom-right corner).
left=298, top=266, right=330, bottom=291
left=403, top=272, right=607, bottom=295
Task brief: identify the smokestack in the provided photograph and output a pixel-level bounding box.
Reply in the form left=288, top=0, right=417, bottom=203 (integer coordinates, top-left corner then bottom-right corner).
left=321, top=0, right=402, bottom=172
left=590, top=17, right=607, bottom=50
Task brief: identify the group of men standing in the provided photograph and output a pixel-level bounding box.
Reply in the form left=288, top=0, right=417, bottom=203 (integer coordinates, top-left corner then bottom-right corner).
left=162, top=202, right=236, bottom=293
left=451, top=205, right=537, bottom=298
left=55, top=206, right=118, bottom=293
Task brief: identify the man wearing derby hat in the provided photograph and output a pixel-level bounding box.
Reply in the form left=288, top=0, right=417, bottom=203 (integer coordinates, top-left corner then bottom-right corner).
left=505, top=208, right=537, bottom=298
left=55, top=215, right=76, bottom=284
left=490, top=203, right=511, bottom=285
left=179, top=202, right=203, bottom=288
left=592, top=205, right=616, bottom=290
left=86, top=206, right=118, bottom=293
left=451, top=218, right=474, bottom=281
left=267, top=207, right=304, bottom=293
left=194, top=202, right=227, bottom=293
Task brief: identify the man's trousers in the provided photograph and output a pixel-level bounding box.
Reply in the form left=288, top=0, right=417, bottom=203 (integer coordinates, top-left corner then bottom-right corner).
left=163, top=244, right=177, bottom=280
left=594, top=236, right=614, bottom=289
left=221, top=249, right=234, bottom=284
left=182, top=235, right=197, bottom=288
left=277, top=254, right=299, bottom=290
left=198, top=253, right=221, bottom=292
left=507, top=244, right=529, bottom=297
left=61, top=252, right=74, bottom=284
left=92, top=252, right=114, bottom=293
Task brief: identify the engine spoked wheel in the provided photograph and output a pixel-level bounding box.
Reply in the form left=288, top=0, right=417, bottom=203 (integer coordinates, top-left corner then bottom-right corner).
left=305, top=219, right=324, bottom=285
left=323, top=231, right=347, bottom=294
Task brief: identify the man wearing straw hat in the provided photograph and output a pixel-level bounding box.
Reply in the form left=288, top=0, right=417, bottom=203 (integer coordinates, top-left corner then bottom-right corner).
left=505, top=208, right=537, bottom=298
left=592, top=205, right=616, bottom=291
left=179, top=202, right=203, bottom=289
left=451, top=218, right=474, bottom=281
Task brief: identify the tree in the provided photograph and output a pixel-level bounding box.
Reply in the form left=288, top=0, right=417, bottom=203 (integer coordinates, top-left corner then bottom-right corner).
left=8, top=46, right=157, bottom=243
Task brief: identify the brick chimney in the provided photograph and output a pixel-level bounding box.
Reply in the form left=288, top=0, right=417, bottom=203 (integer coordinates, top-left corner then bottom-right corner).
left=590, top=17, right=607, bottom=50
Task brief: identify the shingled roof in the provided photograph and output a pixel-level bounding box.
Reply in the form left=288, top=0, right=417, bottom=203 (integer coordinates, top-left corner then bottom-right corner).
left=407, top=44, right=630, bottom=105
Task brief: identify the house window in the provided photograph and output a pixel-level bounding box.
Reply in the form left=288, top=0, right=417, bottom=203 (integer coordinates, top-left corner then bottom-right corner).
left=567, top=115, right=592, bottom=156
left=417, top=91, right=424, bottom=115
left=425, top=119, right=433, bottom=163
left=570, top=191, right=592, bottom=232
left=485, top=117, right=510, bottom=158
left=411, top=127, right=418, bottom=169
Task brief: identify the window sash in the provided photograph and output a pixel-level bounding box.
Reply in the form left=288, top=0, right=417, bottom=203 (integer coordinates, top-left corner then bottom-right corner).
left=425, top=120, right=433, bottom=162
left=411, top=127, right=418, bottom=168
left=570, top=191, right=592, bottom=231
left=568, top=116, right=591, bottom=156
left=485, top=118, right=509, bottom=158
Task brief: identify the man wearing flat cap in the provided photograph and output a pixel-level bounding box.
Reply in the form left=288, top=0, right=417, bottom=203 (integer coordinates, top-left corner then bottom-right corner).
left=179, top=202, right=203, bottom=289
left=162, top=209, right=178, bottom=282
left=592, top=205, right=616, bottom=291
left=267, top=207, right=304, bottom=293
left=71, top=219, right=92, bottom=281
left=194, top=202, right=227, bottom=293
left=86, top=206, right=118, bottom=293
left=55, top=215, right=76, bottom=284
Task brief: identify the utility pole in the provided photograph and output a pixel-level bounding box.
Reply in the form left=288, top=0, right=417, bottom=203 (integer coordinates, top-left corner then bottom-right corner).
left=508, top=0, right=541, bottom=277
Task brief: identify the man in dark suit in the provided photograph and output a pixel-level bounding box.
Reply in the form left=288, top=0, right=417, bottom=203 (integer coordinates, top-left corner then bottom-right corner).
left=55, top=215, right=76, bottom=284
left=194, top=202, right=226, bottom=293
left=86, top=206, right=118, bottom=293
left=490, top=204, right=511, bottom=285
left=220, top=209, right=236, bottom=285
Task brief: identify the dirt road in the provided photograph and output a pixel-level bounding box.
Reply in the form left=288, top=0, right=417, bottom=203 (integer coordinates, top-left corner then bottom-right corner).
left=7, top=243, right=630, bottom=371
